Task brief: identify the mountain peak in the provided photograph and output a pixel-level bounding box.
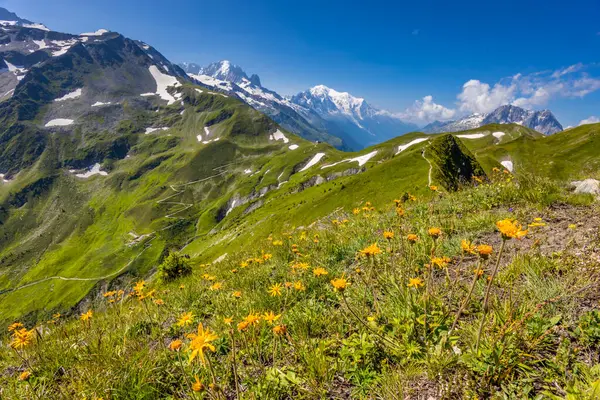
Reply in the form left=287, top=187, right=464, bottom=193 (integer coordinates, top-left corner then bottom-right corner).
left=423, top=104, right=563, bottom=135
left=197, top=60, right=254, bottom=85
left=0, top=7, right=49, bottom=30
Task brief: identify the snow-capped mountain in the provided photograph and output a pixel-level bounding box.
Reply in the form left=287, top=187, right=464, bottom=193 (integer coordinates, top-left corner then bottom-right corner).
left=0, top=9, right=192, bottom=173
left=423, top=105, right=563, bottom=135
left=180, top=61, right=348, bottom=149
left=0, top=7, right=49, bottom=31
left=290, top=85, right=418, bottom=148
left=483, top=105, right=563, bottom=135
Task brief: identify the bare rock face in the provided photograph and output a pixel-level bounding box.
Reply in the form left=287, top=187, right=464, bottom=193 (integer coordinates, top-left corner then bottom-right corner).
left=571, top=179, right=600, bottom=197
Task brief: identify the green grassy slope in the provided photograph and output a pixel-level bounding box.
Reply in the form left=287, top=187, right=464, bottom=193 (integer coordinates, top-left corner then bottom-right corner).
left=0, top=89, right=598, bottom=325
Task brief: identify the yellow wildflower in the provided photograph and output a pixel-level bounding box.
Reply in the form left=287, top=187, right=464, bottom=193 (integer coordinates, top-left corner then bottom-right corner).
left=407, top=234, right=419, bottom=243
left=477, top=244, right=493, bottom=259
left=244, top=313, right=261, bottom=326
left=18, top=370, right=31, bottom=381
left=209, top=282, right=223, bottom=291
left=461, top=240, right=476, bottom=255
left=359, top=243, right=382, bottom=257
left=293, top=281, right=306, bottom=291
left=313, top=267, right=328, bottom=277
left=169, top=339, right=183, bottom=351
left=232, top=291, right=242, bottom=298
left=8, top=322, right=24, bottom=332
left=237, top=321, right=250, bottom=332
left=176, top=312, right=194, bottom=327
left=268, top=283, right=283, bottom=296
left=224, top=317, right=233, bottom=325
left=187, top=323, right=219, bottom=364
left=10, top=328, right=35, bottom=349
left=428, top=227, right=442, bottom=238
left=80, top=310, right=93, bottom=322
left=331, top=276, right=349, bottom=292
left=496, top=219, right=528, bottom=240
left=273, top=325, right=287, bottom=336
left=383, top=231, right=394, bottom=240
left=192, top=375, right=205, bottom=392
left=408, top=277, right=424, bottom=288
left=263, top=311, right=281, bottom=325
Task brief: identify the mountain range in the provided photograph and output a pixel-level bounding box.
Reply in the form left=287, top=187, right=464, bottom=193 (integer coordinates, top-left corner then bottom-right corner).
left=180, top=61, right=565, bottom=146
left=179, top=61, right=419, bottom=150
left=423, top=105, right=563, bottom=135
left=0, top=6, right=596, bottom=326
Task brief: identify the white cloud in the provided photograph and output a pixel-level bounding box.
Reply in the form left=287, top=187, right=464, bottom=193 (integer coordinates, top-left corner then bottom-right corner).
left=457, top=64, right=600, bottom=114
left=457, top=79, right=515, bottom=114
left=579, top=116, right=600, bottom=126
left=551, top=63, right=584, bottom=78
left=399, top=95, right=455, bottom=124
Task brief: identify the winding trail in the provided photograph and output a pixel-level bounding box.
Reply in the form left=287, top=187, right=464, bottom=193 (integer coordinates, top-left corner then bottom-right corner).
left=0, top=239, right=154, bottom=295
left=0, top=168, right=230, bottom=297
left=422, top=144, right=433, bottom=187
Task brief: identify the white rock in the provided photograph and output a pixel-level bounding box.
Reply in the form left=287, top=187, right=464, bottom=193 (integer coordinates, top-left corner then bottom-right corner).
left=501, top=160, right=514, bottom=172
left=571, top=179, right=600, bottom=195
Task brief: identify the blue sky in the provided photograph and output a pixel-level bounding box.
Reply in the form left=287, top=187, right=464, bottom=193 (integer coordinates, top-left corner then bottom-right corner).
left=3, top=0, right=600, bottom=127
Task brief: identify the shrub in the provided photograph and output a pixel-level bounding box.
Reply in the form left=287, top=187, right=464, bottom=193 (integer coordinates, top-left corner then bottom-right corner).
left=157, top=252, right=192, bottom=283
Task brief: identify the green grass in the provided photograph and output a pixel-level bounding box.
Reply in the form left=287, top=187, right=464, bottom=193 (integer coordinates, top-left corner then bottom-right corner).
left=1, top=175, right=599, bottom=399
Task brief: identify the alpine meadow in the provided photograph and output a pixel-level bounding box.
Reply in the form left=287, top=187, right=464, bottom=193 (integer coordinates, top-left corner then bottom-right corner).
left=1, top=3, right=600, bottom=399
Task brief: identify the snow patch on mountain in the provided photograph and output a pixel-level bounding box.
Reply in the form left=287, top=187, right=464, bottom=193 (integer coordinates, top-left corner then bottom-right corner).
left=300, top=153, right=326, bottom=171
left=45, top=119, right=74, bottom=127
left=322, top=150, right=378, bottom=169
left=456, top=133, right=486, bottom=139
left=55, top=88, right=82, bottom=102
left=397, top=138, right=428, bottom=154
left=148, top=65, right=180, bottom=105
left=145, top=127, right=169, bottom=134
left=80, top=29, right=109, bottom=36
left=74, top=163, right=108, bottom=178
left=189, top=73, right=233, bottom=92
left=92, top=101, right=112, bottom=107
left=271, top=130, right=289, bottom=144
left=32, top=40, right=47, bottom=50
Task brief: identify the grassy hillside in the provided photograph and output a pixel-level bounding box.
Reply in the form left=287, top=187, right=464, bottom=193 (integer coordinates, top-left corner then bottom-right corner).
left=1, top=114, right=599, bottom=325
left=1, top=172, right=599, bottom=399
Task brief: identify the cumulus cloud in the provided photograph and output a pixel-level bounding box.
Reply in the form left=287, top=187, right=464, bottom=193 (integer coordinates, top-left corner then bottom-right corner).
left=398, top=63, right=600, bottom=125
left=399, top=95, right=456, bottom=125
left=457, top=79, right=516, bottom=114
left=579, top=116, right=600, bottom=126
left=457, top=63, right=600, bottom=114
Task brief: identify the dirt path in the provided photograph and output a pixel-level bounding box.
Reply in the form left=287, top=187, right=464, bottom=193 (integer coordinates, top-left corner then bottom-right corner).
left=0, top=239, right=154, bottom=295
left=0, top=168, right=230, bottom=296
left=422, top=144, right=433, bottom=187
